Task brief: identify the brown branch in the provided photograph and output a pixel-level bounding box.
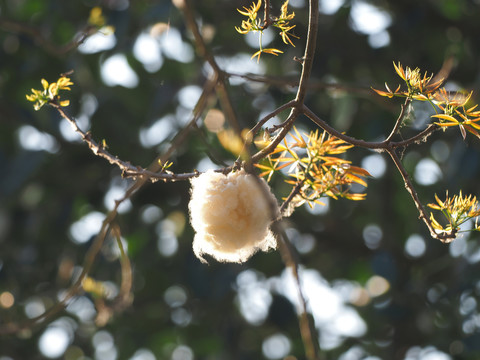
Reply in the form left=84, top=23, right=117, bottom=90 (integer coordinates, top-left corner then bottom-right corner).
left=2, top=53, right=221, bottom=334
left=52, top=103, right=141, bottom=174
left=391, top=123, right=439, bottom=148
left=262, top=0, right=273, bottom=29
left=124, top=97, right=298, bottom=182
left=0, top=205, right=118, bottom=335
left=271, top=1, right=321, bottom=359
left=303, top=104, right=457, bottom=243
left=385, top=98, right=411, bottom=143
left=386, top=148, right=456, bottom=242
left=250, top=110, right=298, bottom=163
left=175, top=0, right=220, bottom=74
left=295, top=0, right=318, bottom=105
left=1, top=46, right=221, bottom=333
left=179, top=0, right=242, bottom=134
left=227, top=71, right=373, bottom=94
left=0, top=17, right=96, bottom=56
left=279, top=180, right=305, bottom=217
left=303, top=104, right=440, bottom=151
left=250, top=99, right=298, bottom=135
left=274, top=226, right=321, bottom=360
left=112, top=224, right=133, bottom=310
left=302, top=105, right=386, bottom=150
left=306, top=110, right=452, bottom=243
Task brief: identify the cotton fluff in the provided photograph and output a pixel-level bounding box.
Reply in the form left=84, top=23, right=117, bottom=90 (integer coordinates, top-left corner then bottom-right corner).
left=189, top=169, right=278, bottom=263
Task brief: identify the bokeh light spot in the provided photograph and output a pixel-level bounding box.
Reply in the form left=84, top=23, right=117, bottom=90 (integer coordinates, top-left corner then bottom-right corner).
left=404, top=234, right=426, bottom=258
left=414, top=158, right=442, bottom=186
left=204, top=109, right=225, bottom=133
left=17, top=125, right=59, bottom=153
left=0, top=291, right=14, bottom=308
left=366, top=275, right=390, bottom=297
left=164, top=285, right=188, bottom=308
left=363, top=224, right=382, bottom=249
left=101, top=54, right=139, bottom=88
left=133, top=32, right=163, bottom=73
left=171, top=345, right=193, bottom=360
left=362, top=154, right=386, bottom=178
left=262, top=333, right=291, bottom=359
left=38, top=327, right=70, bottom=359
left=129, top=348, right=156, bottom=360
left=69, top=211, right=105, bottom=244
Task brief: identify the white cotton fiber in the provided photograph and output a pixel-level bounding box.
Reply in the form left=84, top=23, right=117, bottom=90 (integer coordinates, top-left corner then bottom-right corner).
left=188, top=169, right=278, bottom=263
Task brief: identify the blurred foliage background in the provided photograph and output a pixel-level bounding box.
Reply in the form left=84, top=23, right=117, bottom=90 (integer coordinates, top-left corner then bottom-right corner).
left=2, top=0, right=480, bottom=359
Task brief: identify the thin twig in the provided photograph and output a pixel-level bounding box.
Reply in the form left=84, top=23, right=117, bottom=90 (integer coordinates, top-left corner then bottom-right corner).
left=250, top=110, right=298, bottom=163
left=279, top=180, right=305, bottom=217
left=227, top=71, right=378, bottom=94
left=303, top=102, right=456, bottom=243
left=262, top=0, right=272, bottom=29
left=180, top=0, right=241, bottom=133
left=386, top=148, right=456, bottom=242
left=0, top=17, right=96, bottom=56
left=295, top=0, right=318, bottom=105
left=249, top=99, right=298, bottom=136
left=385, top=98, right=411, bottom=143
left=52, top=102, right=140, bottom=174
left=392, top=124, right=439, bottom=148
left=303, top=104, right=439, bottom=151
left=302, top=105, right=386, bottom=150
left=112, top=224, right=133, bottom=309
left=274, top=226, right=320, bottom=360
left=0, top=205, right=118, bottom=335
left=274, top=0, right=321, bottom=358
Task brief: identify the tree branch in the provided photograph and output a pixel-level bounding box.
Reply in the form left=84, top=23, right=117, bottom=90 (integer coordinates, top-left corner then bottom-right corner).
left=385, top=98, right=411, bottom=143
left=0, top=17, right=96, bottom=56
left=386, top=148, right=457, bottom=242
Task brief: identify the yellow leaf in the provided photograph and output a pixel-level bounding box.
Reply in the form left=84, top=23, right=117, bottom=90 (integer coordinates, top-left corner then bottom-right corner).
left=254, top=163, right=274, bottom=171
left=344, top=173, right=367, bottom=187
left=253, top=0, right=262, bottom=13
left=280, top=0, right=289, bottom=17
left=57, top=76, right=73, bottom=90
left=434, top=122, right=461, bottom=127
left=48, top=83, right=58, bottom=98
left=348, top=165, right=372, bottom=177
left=82, top=276, right=106, bottom=297
left=251, top=50, right=262, bottom=62
left=280, top=31, right=295, bottom=47
left=465, top=119, right=480, bottom=129
left=313, top=199, right=326, bottom=206
left=372, top=88, right=395, bottom=98
left=393, top=61, right=406, bottom=81
left=235, top=26, right=249, bottom=34
left=262, top=48, right=283, bottom=56
left=88, top=6, right=106, bottom=27
left=275, top=162, right=292, bottom=171
left=429, top=213, right=444, bottom=231
left=292, top=126, right=306, bottom=147
left=344, top=193, right=367, bottom=201
left=427, top=203, right=442, bottom=210
left=431, top=114, right=459, bottom=123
